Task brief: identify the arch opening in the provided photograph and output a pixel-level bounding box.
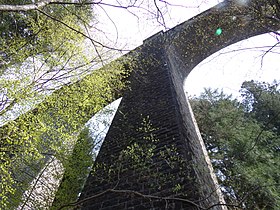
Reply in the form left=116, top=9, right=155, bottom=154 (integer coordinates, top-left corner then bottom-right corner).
left=18, top=98, right=122, bottom=210
left=185, top=33, right=280, bottom=98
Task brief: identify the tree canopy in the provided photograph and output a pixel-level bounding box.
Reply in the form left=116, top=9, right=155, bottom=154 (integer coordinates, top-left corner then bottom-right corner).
left=0, top=2, right=109, bottom=207
left=0, top=57, right=132, bottom=209
left=190, top=80, right=280, bottom=209
left=0, top=0, right=177, bottom=208
left=0, top=0, right=98, bottom=123
left=0, top=0, right=279, bottom=209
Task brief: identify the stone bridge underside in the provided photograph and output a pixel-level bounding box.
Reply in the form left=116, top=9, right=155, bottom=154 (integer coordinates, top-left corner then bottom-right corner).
left=73, top=1, right=279, bottom=210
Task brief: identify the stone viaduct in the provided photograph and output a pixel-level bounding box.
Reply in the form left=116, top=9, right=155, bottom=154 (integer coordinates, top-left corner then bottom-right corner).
left=75, top=1, right=280, bottom=210
left=2, top=0, right=279, bottom=209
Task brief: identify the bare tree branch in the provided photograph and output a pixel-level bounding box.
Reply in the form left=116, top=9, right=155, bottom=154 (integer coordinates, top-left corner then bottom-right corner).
left=19, top=158, right=56, bottom=210
left=57, top=186, right=245, bottom=210
left=36, top=8, right=128, bottom=52
left=0, top=0, right=138, bottom=11
left=153, top=0, right=167, bottom=29
left=260, top=41, right=280, bottom=68
left=57, top=188, right=205, bottom=210
left=0, top=0, right=55, bottom=11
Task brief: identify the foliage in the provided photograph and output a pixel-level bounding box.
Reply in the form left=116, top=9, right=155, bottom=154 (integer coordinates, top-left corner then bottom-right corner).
left=241, top=80, right=280, bottom=135
left=0, top=0, right=95, bottom=120
left=0, top=57, right=132, bottom=209
left=190, top=83, right=280, bottom=209
left=1, top=1, right=278, bottom=209
left=50, top=128, right=94, bottom=210
left=0, top=0, right=92, bottom=69
left=75, top=115, right=195, bottom=209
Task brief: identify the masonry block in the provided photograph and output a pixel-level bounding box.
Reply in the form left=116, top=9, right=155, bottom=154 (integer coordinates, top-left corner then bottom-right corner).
left=77, top=1, right=280, bottom=209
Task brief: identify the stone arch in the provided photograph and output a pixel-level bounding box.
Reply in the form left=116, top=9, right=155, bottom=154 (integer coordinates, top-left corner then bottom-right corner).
left=75, top=1, right=279, bottom=210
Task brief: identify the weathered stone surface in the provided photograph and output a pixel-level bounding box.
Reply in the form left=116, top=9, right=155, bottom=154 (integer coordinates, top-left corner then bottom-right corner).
left=77, top=1, right=280, bottom=209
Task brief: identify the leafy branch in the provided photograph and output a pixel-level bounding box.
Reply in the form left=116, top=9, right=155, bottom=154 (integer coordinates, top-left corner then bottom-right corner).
left=57, top=187, right=246, bottom=210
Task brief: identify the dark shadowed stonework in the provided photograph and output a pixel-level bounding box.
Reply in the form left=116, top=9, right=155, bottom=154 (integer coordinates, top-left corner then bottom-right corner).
left=78, top=1, right=279, bottom=209
left=78, top=35, right=222, bottom=210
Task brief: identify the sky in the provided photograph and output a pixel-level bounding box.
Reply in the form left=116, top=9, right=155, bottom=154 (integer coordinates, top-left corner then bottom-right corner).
left=95, top=0, right=223, bottom=48
left=86, top=0, right=280, bottom=152
left=94, top=0, right=280, bottom=98
left=186, top=33, right=280, bottom=98
left=1, top=0, right=278, bottom=126
left=7, top=2, right=279, bottom=207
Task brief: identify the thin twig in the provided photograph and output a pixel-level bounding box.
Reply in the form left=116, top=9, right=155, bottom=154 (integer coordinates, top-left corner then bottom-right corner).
left=36, top=9, right=128, bottom=52
left=58, top=188, right=205, bottom=210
